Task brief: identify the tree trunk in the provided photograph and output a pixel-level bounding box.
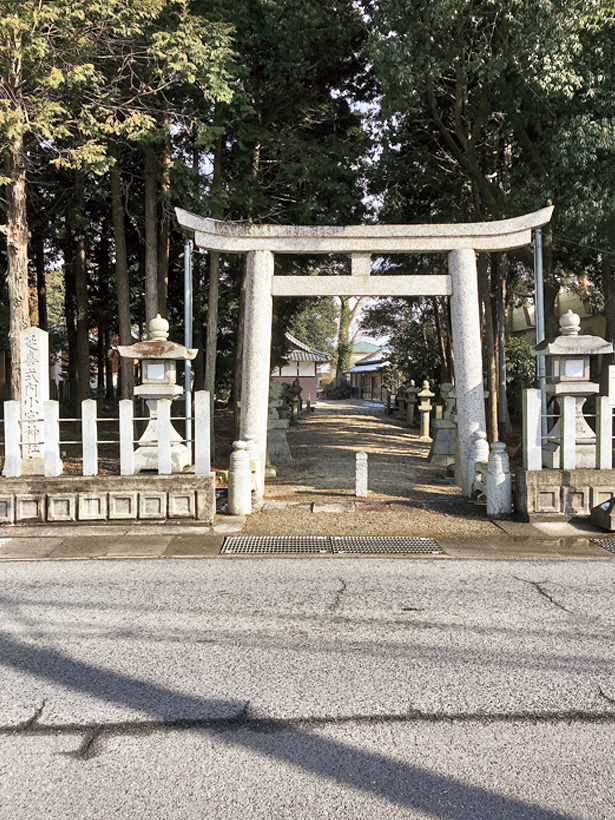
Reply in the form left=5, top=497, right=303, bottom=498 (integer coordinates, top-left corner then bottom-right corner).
left=157, top=127, right=171, bottom=317
left=104, top=327, right=114, bottom=400
left=602, top=256, right=615, bottom=345
left=32, top=228, right=47, bottom=331
left=433, top=297, right=451, bottom=382
left=96, top=224, right=112, bottom=400
left=144, top=146, right=158, bottom=326
left=478, top=253, right=498, bottom=442
left=73, top=174, right=91, bottom=406
left=4, top=134, right=31, bottom=402
left=335, top=297, right=352, bottom=382
left=109, top=145, right=134, bottom=399
left=63, top=234, right=78, bottom=416
left=542, top=221, right=559, bottom=340
left=205, top=134, right=223, bottom=460
left=97, top=324, right=105, bottom=394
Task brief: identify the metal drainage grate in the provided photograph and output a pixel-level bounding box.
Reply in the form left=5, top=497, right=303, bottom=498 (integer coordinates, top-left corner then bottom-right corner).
left=221, top=536, right=331, bottom=554
left=331, top=536, right=443, bottom=554
left=221, top=536, right=443, bottom=555
left=590, top=538, right=615, bottom=555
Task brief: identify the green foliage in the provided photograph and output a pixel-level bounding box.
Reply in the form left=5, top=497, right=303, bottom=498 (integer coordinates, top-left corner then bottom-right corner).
left=0, top=0, right=235, bottom=174
left=322, top=377, right=351, bottom=399
left=360, top=297, right=445, bottom=386
left=288, top=298, right=338, bottom=354
left=505, top=336, right=535, bottom=390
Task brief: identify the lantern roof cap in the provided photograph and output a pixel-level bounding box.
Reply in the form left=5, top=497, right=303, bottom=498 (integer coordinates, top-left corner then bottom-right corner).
left=118, top=315, right=197, bottom=360
left=532, top=310, right=613, bottom=357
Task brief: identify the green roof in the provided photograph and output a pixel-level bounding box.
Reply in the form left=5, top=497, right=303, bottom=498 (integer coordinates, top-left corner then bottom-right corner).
left=352, top=341, right=380, bottom=353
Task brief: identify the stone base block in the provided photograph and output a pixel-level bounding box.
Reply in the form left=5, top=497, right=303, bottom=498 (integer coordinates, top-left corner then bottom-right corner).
left=15, top=494, right=45, bottom=522
left=109, top=492, right=138, bottom=520
left=139, top=492, right=167, bottom=519
left=267, top=427, right=291, bottom=465
left=428, top=423, right=456, bottom=466
left=516, top=468, right=615, bottom=521
left=0, top=495, right=14, bottom=523
left=0, top=474, right=216, bottom=525
left=48, top=495, right=77, bottom=522
left=78, top=493, right=108, bottom=521
left=168, top=492, right=196, bottom=518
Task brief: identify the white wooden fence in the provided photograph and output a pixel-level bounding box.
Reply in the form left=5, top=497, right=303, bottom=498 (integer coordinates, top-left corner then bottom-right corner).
left=1, top=390, right=211, bottom=478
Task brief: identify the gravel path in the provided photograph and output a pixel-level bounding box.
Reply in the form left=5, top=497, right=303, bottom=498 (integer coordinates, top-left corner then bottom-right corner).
left=245, top=399, right=500, bottom=537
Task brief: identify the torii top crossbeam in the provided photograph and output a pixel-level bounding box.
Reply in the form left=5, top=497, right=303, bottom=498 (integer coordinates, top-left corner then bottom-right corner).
left=175, top=206, right=553, bottom=254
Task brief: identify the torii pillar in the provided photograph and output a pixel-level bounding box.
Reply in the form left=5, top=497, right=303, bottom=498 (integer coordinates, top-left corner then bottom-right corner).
left=241, top=250, right=275, bottom=471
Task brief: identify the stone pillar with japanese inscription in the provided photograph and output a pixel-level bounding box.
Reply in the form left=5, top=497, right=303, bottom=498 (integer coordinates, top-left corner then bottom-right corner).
left=20, top=327, right=50, bottom=475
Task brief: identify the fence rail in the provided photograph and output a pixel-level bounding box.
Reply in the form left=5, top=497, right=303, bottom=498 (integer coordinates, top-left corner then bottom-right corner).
left=0, top=391, right=211, bottom=479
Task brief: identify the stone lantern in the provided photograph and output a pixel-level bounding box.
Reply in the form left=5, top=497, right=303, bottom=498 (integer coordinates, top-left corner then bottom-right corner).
left=418, top=380, right=435, bottom=441
left=532, top=310, right=613, bottom=467
left=118, top=315, right=198, bottom=473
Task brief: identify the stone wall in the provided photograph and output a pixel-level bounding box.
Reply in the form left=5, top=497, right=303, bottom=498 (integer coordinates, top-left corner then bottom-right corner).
left=0, top=474, right=216, bottom=525
left=516, top=468, right=615, bottom=521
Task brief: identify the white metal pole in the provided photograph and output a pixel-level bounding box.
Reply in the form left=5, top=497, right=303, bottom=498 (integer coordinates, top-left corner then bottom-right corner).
left=184, top=239, right=193, bottom=457
left=533, top=228, right=548, bottom=442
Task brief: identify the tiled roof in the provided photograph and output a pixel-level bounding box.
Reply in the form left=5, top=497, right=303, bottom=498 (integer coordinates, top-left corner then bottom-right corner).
left=284, top=332, right=333, bottom=362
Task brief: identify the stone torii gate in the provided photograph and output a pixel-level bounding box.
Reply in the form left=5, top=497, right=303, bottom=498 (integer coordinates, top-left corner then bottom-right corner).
left=176, top=206, right=554, bottom=495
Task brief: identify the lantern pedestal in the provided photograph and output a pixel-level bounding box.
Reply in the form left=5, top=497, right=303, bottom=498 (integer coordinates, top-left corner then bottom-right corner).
left=134, top=398, right=192, bottom=473
left=542, top=395, right=597, bottom=468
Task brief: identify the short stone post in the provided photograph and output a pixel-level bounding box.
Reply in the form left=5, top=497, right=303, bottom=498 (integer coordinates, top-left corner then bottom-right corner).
left=228, top=440, right=252, bottom=516
left=522, top=388, right=542, bottom=471
left=406, top=381, right=419, bottom=426
left=157, top=398, right=172, bottom=475
left=3, top=400, right=21, bottom=477
left=397, top=387, right=407, bottom=423
left=486, top=442, right=512, bottom=518
left=245, top=435, right=264, bottom=500
left=356, top=451, right=368, bottom=498
left=82, top=399, right=98, bottom=476
left=43, top=400, right=62, bottom=477
left=467, top=430, right=489, bottom=496
left=119, top=399, right=135, bottom=476
left=418, top=380, right=435, bottom=441
left=560, top=394, right=576, bottom=470
left=596, top=395, right=613, bottom=469
left=194, top=390, right=211, bottom=475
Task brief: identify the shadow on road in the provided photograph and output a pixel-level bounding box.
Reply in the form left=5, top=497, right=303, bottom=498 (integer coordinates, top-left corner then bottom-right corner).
left=0, top=629, right=583, bottom=820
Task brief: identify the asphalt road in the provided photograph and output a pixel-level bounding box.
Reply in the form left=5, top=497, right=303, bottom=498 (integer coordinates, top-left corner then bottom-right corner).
left=1, top=558, right=614, bottom=819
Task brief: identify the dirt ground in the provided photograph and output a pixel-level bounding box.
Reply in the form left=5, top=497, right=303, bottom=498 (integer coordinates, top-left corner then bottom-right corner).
left=244, top=399, right=503, bottom=538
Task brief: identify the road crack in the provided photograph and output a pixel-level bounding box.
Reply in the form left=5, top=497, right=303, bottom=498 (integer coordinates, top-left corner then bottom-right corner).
left=514, top=576, right=572, bottom=613
left=330, top=578, right=347, bottom=611
left=598, top=686, right=615, bottom=706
